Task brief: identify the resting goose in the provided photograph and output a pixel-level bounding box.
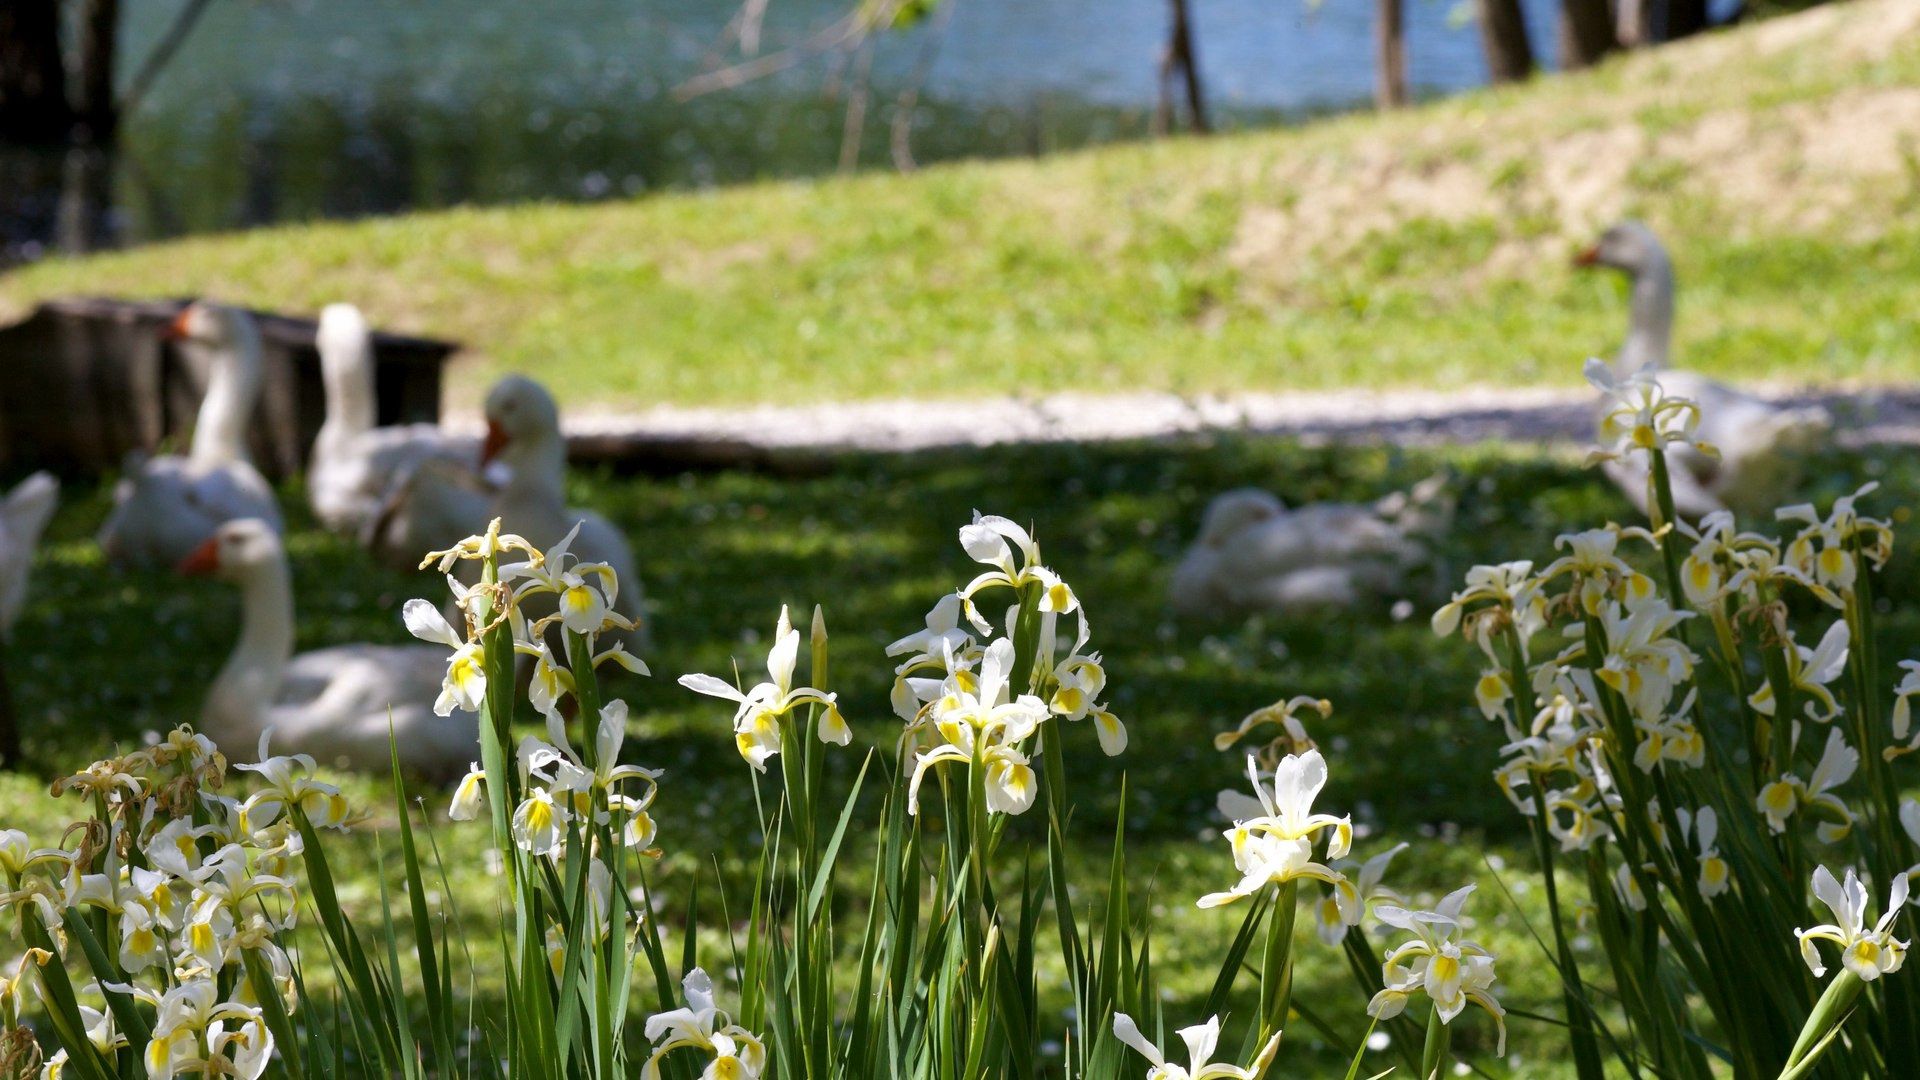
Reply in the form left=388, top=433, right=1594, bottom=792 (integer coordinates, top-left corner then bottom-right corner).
left=178, top=518, right=476, bottom=776
left=1168, top=481, right=1441, bottom=618
left=1578, top=221, right=1830, bottom=519
left=97, top=303, right=283, bottom=568
left=309, top=303, right=480, bottom=537
left=482, top=375, right=647, bottom=649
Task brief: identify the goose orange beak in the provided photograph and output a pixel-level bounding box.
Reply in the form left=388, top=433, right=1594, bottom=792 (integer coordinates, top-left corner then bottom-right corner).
left=162, top=308, right=193, bottom=341
left=1573, top=244, right=1601, bottom=268
left=177, top=536, right=220, bottom=575
left=480, top=419, right=509, bottom=466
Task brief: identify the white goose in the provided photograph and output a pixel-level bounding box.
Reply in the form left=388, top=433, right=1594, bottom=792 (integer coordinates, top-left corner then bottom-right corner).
left=1578, top=221, right=1830, bottom=519
left=1168, top=481, right=1441, bottom=618
left=308, top=303, right=480, bottom=538
left=178, top=518, right=476, bottom=776
left=482, top=375, right=647, bottom=648
left=0, top=472, right=58, bottom=639
left=97, top=303, right=283, bottom=568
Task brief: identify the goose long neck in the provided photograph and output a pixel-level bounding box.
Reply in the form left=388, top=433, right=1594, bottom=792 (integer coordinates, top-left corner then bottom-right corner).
left=318, top=336, right=377, bottom=444
left=501, top=430, right=569, bottom=511
left=189, top=327, right=264, bottom=467
left=1620, top=255, right=1674, bottom=375
left=205, top=557, right=295, bottom=742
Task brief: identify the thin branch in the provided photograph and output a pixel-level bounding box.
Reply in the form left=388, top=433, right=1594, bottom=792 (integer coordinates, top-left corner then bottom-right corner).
left=700, top=0, right=776, bottom=71
left=118, top=0, right=216, bottom=118
left=890, top=0, right=958, bottom=171
left=837, top=38, right=875, bottom=172
left=739, top=0, right=772, bottom=56
left=673, top=10, right=870, bottom=101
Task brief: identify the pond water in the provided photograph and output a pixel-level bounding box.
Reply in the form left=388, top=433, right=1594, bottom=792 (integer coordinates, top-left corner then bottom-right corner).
left=1, top=0, right=1565, bottom=259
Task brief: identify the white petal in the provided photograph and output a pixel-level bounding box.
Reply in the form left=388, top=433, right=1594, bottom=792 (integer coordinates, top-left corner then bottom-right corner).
left=1109, top=1013, right=1165, bottom=1067
left=678, top=674, right=748, bottom=702
left=403, top=599, right=464, bottom=648
left=766, top=620, right=800, bottom=692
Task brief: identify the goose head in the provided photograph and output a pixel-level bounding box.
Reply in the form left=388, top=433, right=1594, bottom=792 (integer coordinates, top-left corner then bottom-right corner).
left=481, top=374, right=562, bottom=468
left=1196, top=489, right=1285, bottom=547
left=177, top=518, right=284, bottom=583
left=1574, top=220, right=1669, bottom=277
left=317, top=303, right=372, bottom=375
left=1576, top=220, right=1674, bottom=375
left=167, top=301, right=265, bottom=466
left=165, top=301, right=253, bottom=350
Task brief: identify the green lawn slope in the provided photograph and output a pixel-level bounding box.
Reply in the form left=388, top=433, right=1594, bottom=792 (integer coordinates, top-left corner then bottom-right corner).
left=4, top=0, right=1918, bottom=411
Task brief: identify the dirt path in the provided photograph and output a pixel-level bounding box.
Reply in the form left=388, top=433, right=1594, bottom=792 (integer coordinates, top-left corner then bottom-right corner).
left=483, top=383, right=1920, bottom=461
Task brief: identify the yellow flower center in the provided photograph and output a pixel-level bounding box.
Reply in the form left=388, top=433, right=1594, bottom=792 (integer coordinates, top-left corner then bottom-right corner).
left=1853, top=940, right=1882, bottom=968
left=1818, top=547, right=1849, bottom=580
left=451, top=647, right=486, bottom=692
left=562, top=585, right=597, bottom=617
left=1686, top=559, right=1714, bottom=592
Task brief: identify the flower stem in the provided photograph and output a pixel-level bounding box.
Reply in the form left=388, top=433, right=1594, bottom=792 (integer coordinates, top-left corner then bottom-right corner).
left=1260, top=881, right=1299, bottom=1040
left=1420, top=1003, right=1452, bottom=1080
left=1780, top=970, right=1864, bottom=1079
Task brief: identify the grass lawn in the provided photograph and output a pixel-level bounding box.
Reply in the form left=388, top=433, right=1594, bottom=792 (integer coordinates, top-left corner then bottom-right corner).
left=3, top=2, right=1919, bottom=412
left=6, top=433, right=1919, bottom=1074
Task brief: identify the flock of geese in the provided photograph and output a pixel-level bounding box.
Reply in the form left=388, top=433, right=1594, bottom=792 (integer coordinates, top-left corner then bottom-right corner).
left=0, top=219, right=1836, bottom=777
left=1167, top=220, right=1833, bottom=617
left=19, top=301, right=644, bottom=776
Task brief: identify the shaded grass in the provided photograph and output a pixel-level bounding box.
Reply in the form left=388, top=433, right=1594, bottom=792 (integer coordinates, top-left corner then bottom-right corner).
left=7, top=435, right=1920, bottom=1073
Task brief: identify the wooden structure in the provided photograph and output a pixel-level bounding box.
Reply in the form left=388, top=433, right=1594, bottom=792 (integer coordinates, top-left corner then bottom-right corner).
left=0, top=297, right=457, bottom=479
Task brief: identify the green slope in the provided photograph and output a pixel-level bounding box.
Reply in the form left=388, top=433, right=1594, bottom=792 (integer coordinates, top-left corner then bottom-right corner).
left=4, top=0, right=1917, bottom=411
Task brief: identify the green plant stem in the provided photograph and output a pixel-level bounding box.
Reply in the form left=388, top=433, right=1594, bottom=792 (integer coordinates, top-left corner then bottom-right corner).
left=1780, top=970, right=1864, bottom=1078
left=1260, top=881, right=1298, bottom=1041
left=1503, top=626, right=1605, bottom=1080
left=1421, top=1004, right=1452, bottom=1080
left=1648, top=450, right=1693, bottom=650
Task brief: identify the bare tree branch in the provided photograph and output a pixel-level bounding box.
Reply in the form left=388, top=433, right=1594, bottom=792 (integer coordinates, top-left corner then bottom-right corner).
left=674, top=9, right=870, bottom=101
left=739, top=0, right=771, bottom=56
left=119, top=0, right=215, bottom=118
left=889, top=0, right=957, bottom=171
left=838, top=38, right=875, bottom=171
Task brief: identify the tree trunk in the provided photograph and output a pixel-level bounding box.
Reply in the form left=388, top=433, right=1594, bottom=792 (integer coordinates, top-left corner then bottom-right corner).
left=57, top=143, right=116, bottom=252
left=1558, top=0, right=1618, bottom=69
left=1659, top=0, right=1710, bottom=40
left=1622, top=0, right=1711, bottom=46
left=0, top=0, right=73, bottom=145
left=1616, top=0, right=1650, bottom=46
left=77, top=0, right=121, bottom=141
left=1476, top=0, right=1535, bottom=84
left=1375, top=0, right=1408, bottom=108
left=1155, top=0, right=1209, bottom=134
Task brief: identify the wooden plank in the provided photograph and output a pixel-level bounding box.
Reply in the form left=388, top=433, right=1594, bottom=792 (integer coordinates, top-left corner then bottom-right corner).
left=0, top=297, right=458, bottom=479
